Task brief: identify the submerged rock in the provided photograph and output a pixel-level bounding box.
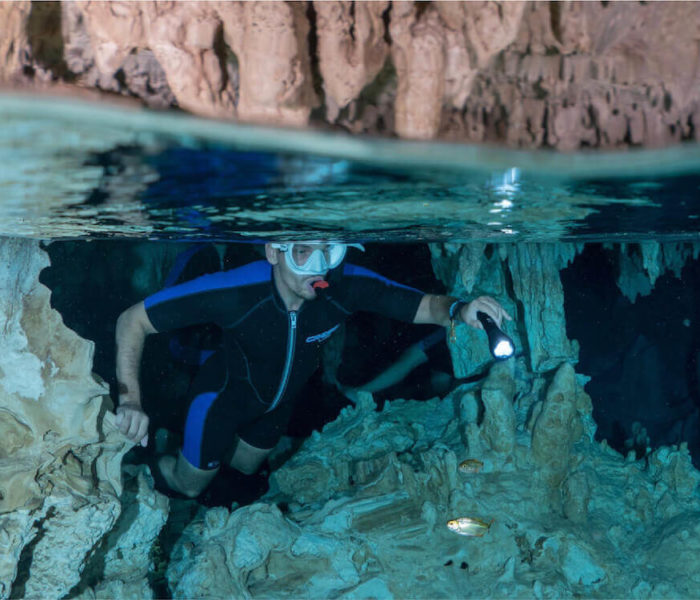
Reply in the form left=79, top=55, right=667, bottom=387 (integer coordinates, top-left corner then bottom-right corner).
left=163, top=373, right=700, bottom=598
left=0, top=239, right=135, bottom=599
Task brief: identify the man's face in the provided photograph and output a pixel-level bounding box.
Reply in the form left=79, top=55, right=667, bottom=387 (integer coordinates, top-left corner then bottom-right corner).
left=265, top=243, right=330, bottom=304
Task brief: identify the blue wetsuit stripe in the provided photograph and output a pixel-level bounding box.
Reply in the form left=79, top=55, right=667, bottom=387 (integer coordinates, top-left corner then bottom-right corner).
left=145, top=260, right=271, bottom=309
left=183, top=391, right=218, bottom=468
left=164, top=245, right=203, bottom=288
left=343, top=263, right=422, bottom=294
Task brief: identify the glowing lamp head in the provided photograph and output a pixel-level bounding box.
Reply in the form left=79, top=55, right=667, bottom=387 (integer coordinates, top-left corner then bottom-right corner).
left=476, top=311, right=515, bottom=361
left=493, top=339, right=515, bottom=359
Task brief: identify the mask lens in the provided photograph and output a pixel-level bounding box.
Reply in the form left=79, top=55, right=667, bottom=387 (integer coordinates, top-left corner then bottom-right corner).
left=291, top=244, right=320, bottom=268
left=326, top=244, right=346, bottom=268
left=284, top=243, right=348, bottom=275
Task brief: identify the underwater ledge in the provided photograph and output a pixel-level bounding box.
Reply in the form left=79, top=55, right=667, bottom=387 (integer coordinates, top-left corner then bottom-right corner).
left=1, top=236, right=700, bottom=599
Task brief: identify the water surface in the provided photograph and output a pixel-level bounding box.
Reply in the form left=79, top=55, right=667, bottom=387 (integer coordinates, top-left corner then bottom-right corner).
left=1, top=93, right=699, bottom=243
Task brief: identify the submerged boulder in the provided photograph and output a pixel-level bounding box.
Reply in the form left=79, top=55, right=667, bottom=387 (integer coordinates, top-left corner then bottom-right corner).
left=0, top=239, right=140, bottom=599
left=164, top=368, right=700, bottom=598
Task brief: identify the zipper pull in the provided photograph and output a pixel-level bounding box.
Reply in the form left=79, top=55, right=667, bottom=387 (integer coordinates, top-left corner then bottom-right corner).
left=290, top=311, right=297, bottom=328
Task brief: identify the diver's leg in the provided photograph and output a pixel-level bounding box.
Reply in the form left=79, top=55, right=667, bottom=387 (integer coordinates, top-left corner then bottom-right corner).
left=230, top=397, right=295, bottom=474
left=229, top=438, right=273, bottom=475
left=158, top=452, right=218, bottom=498
left=156, top=351, right=230, bottom=498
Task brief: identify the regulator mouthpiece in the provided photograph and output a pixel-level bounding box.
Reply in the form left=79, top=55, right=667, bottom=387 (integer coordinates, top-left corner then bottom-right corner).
left=312, top=280, right=329, bottom=289
left=476, top=311, right=514, bottom=360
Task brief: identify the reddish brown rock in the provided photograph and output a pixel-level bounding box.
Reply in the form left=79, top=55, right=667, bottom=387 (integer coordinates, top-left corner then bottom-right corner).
left=1, top=0, right=698, bottom=148
left=314, top=1, right=389, bottom=122
left=390, top=1, right=446, bottom=139
left=446, top=1, right=700, bottom=149
left=220, top=1, right=318, bottom=126
left=73, top=1, right=235, bottom=117
left=0, top=2, right=34, bottom=82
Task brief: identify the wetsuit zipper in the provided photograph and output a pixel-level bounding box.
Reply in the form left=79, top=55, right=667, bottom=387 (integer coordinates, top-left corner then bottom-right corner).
left=267, top=310, right=297, bottom=413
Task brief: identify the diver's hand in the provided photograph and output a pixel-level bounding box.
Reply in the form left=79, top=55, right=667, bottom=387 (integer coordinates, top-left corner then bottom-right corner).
left=462, top=296, right=513, bottom=330
left=116, top=403, right=149, bottom=447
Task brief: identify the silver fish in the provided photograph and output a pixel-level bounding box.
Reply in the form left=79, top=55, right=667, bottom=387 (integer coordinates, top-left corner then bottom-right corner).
left=446, top=517, right=493, bottom=537
left=458, top=459, right=484, bottom=474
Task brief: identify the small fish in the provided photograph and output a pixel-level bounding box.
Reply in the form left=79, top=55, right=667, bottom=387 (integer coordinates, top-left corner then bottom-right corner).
left=458, top=459, right=484, bottom=474
left=447, top=517, right=494, bottom=537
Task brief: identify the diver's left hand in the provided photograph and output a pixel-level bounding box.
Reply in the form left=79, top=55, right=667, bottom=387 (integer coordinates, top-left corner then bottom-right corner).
left=461, top=296, right=513, bottom=330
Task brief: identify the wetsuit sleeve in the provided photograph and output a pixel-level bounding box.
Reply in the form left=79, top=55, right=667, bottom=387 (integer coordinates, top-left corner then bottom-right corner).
left=144, top=261, right=272, bottom=332
left=329, top=263, right=425, bottom=323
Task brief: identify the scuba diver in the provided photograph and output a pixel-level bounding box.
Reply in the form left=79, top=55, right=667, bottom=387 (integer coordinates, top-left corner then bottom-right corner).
left=114, top=241, right=512, bottom=498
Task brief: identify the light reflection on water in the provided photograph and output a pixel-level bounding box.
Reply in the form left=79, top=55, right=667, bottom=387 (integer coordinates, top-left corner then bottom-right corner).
left=1, top=93, right=699, bottom=243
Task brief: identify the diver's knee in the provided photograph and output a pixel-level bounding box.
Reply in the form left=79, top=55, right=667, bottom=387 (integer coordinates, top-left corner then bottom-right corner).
left=160, top=452, right=218, bottom=497
left=235, top=462, right=261, bottom=476
left=229, top=441, right=271, bottom=475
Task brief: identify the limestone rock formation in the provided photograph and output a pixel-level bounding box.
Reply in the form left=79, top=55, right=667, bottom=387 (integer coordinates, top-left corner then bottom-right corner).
left=507, top=243, right=580, bottom=372
left=0, top=238, right=134, bottom=599
left=614, top=241, right=700, bottom=302
left=220, top=1, right=318, bottom=125
left=75, top=464, right=169, bottom=600
left=315, top=1, right=389, bottom=122
left=429, top=243, right=520, bottom=378
left=429, top=241, right=580, bottom=376
left=0, top=2, right=31, bottom=83
left=1, top=1, right=699, bottom=147
left=480, top=360, right=517, bottom=456
left=529, top=362, right=592, bottom=489
left=165, top=372, right=700, bottom=598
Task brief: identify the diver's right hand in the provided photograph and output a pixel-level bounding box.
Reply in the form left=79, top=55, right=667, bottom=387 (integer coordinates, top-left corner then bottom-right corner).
left=116, top=403, right=149, bottom=447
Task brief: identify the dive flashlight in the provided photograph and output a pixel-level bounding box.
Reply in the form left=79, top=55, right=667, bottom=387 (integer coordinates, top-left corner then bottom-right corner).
left=476, top=311, right=514, bottom=360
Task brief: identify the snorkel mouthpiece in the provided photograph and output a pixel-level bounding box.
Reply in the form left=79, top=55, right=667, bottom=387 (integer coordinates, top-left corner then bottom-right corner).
left=476, top=311, right=515, bottom=360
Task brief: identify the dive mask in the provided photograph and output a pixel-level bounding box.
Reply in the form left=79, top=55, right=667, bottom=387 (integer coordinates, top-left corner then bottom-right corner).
left=271, top=242, right=364, bottom=276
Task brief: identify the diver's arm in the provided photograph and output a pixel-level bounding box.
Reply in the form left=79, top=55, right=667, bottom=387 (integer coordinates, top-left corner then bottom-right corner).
left=115, top=301, right=157, bottom=445
left=361, top=344, right=429, bottom=392
left=413, top=294, right=513, bottom=329
left=339, top=343, right=429, bottom=403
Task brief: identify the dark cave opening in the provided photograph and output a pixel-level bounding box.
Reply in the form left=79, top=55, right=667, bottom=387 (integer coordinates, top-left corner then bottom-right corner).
left=561, top=243, right=700, bottom=466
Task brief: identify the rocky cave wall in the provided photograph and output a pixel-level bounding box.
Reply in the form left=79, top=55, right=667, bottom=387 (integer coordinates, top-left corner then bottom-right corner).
left=1, top=1, right=699, bottom=148
left=0, top=238, right=171, bottom=600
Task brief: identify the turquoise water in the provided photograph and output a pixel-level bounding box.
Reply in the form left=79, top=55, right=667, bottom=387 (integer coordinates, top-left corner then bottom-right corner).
left=2, top=93, right=700, bottom=243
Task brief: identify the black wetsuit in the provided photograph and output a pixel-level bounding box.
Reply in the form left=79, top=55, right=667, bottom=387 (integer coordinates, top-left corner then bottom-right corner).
left=144, top=260, right=424, bottom=469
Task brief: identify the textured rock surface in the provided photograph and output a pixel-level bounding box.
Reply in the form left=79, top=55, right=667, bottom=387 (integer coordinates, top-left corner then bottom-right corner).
left=430, top=241, right=579, bottom=376
left=529, top=362, right=592, bottom=490
left=614, top=241, right=700, bottom=302
left=429, top=242, right=520, bottom=378
left=315, top=1, right=389, bottom=122
left=0, top=2, right=31, bottom=83
left=507, top=243, right=580, bottom=372
left=1, top=1, right=699, bottom=147
left=480, top=360, right=517, bottom=455
left=166, top=380, right=700, bottom=598
left=76, top=464, right=169, bottom=600
left=0, top=238, right=133, bottom=599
